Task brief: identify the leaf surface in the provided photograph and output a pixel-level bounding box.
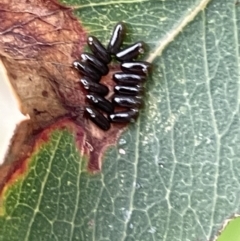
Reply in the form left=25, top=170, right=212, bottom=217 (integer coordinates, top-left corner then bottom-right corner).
left=1, top=0, right=240, bottom=241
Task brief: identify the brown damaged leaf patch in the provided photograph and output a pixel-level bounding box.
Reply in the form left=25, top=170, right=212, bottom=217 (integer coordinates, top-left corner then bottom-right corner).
left=0, top=0, right=87, bottom=121
left=0, top=0, right=128, bottom=178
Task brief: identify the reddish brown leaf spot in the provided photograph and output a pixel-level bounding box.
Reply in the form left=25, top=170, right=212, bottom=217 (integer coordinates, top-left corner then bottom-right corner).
left=42, top=90, right=48, bottom=97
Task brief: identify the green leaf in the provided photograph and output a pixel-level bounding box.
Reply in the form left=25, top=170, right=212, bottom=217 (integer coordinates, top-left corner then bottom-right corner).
left=216, top=217, right=240, bottom=241
left=1, top=0, right=240, bottom=240
left=0, top=121, right=88, bottom=241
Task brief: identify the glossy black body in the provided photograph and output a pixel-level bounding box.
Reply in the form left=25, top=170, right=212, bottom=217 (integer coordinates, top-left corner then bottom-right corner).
left=87, top=36, right=111, bottom=64
left=113, top=72, right=146, bottom=85
left=73, top=61, right=101, bottom=82
left=86, top=93, right=114, bottom=114
left=112, top=95, right=143, bottom=108
left=80, top=77, right=109, bottom=96
left=121, top=61, right=152, bottom=75
left=85, top=106, right=110, bottom=131
left=109, top=109, right=139, bottom=123
left=116, top=41, right=145, bottom=61
left=114, top=85, right=144, bottom=96
left=107, top=22, right=126, bottom=54
left=81, top=52, right=109, bottom=76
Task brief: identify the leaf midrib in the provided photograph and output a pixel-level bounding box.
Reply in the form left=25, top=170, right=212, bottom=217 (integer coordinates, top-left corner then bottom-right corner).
left=146, top=0, right=212, bottom=63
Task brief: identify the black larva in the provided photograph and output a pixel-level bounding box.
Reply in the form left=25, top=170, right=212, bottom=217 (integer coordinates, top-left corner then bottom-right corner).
left=86, top=93, right=114, bottom=114
left=121, top=61, right=152, bottom=75
left=113, top=73, right=146, bottom=86
left=81, top=52, right=109, bottom=76
left=109, top=109, right=139, bottom=123
left=80, top=77, right=109, bottom=96
left=114, top=85, right=144, bottom=96
left=73, top=60, right=101, bottom=82
left=112, top=95, right=143, bottom=108
left=116, top=41, right=145, bottom=62
left=107, top=22, right=126, bottom=54
left=85, top=106, right=110, bottom=131
left=72, top=22, right=152, bottom=130
left=87, top=36, right=112, bottom=64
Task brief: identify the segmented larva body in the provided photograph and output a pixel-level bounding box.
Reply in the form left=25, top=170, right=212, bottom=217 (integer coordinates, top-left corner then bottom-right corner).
left=72, top=22, right=152, bottom=131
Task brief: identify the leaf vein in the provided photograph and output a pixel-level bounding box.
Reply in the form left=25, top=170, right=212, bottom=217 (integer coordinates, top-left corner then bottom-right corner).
left=72, top=0, right=148, bottom=10
left=146, top=0, right=212, bottom=63
left=202, top=9, right=221, bottom=239
left=69, top=138, right=85, bottom=240
left=23, top=132, right=63, bottom=241
left=121, top=119, right=141, bottom=241
left=161, top=57, right=178, bottom=241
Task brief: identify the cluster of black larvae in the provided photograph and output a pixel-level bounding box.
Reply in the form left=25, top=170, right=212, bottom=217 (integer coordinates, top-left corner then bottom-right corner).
left=73, top=22, right=152, bottom=131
